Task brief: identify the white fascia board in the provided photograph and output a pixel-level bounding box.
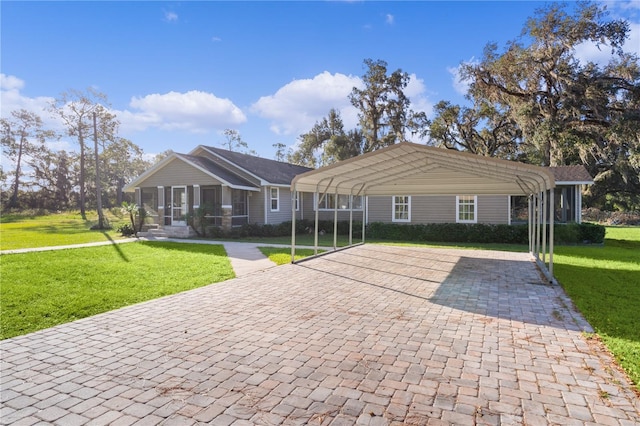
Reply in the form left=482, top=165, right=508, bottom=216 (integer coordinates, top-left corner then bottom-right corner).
left=174, top=154, right=260, bottom=192
left=555, top=181, right=594, bottom=186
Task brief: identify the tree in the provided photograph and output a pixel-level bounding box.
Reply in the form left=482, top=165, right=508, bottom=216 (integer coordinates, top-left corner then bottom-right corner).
left=220, top=129, right=257, bottom=155
left=461, top=2, right=640, bottom=208
left=273, top=142, right=288, bottom=162
left=349, top=59, right=428, bottom=152
left=49, top=88, right=116, bottom=217
left=101, top=138, right=151, bottom=206
left=0, top=110, right=54, bottom=209
left=29, top=148, right=79, bottom=211
left=288, top=109, right=364, bottom=167
left=428, top=100, right=521, bottom=159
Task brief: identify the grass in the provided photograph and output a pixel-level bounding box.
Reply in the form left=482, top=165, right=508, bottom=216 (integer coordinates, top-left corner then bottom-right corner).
left=552, top=226, right=640, bottom=392
left=220, top=233, right=357, bottom=248
left=258, top=247, right=324, bottom=265
left=0, top=241, right=234, bottom=339
left=0, top=210, right=128, bottom=251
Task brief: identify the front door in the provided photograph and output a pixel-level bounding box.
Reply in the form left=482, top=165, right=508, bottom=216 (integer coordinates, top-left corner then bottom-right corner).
left=172, top=186, right=187, bottom=226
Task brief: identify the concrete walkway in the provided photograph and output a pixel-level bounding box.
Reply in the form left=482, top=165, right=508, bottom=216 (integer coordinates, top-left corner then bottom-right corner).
left=1, top=245, right=638, bottom=425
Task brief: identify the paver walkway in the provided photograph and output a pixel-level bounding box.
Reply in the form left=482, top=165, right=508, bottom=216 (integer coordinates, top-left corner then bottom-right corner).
left=1, top=245, right=638, bottom=425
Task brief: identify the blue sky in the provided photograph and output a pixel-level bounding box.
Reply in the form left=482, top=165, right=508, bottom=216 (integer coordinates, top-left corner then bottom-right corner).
left=2, top=1, right=639, bottom=163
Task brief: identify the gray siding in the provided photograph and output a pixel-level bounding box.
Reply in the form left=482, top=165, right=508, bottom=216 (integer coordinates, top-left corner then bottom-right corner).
left=368, top=195, right=510, bottom=224
left=137, top=158, right=222, bottom=188
left=478, top=195, right=509, bottom=224
left=266, top=187, right=292, bottom=225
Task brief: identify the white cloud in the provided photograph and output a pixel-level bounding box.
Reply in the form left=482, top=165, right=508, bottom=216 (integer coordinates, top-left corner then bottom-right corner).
left=574, top=22, right=640, bottom=65
left=405, top=73, right=434, bottom=118
left=0, top=73, right=59, bottom=130
left=448, top=61, right=476, bottom=97
left=385, top=14, right=395, bottom=25
left=123, top=90, right=247, bottom=134
left=252, top=71, right=363, bottom=136
left=164, top=11, right=178, bottom=22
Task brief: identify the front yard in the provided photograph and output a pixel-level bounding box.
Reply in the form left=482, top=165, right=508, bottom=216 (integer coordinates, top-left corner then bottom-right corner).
left=0, top=241, right=234, bottom=339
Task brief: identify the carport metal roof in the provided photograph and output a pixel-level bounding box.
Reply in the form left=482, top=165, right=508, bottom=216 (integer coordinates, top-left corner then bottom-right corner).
left=290, top=142, right=557, bottom=281
left=291, top=142, right=555, bottom=196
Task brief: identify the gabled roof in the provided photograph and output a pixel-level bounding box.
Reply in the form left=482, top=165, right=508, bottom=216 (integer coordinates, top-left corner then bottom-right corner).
left=198, top=146, right=313, bottom=186
left=547, top=165, right=593, bottom=185
left=175, top=154, right=257, bottom=189
left=123, top=152, right=259, bottom=192
left=292, top=142, right=555, bottom=196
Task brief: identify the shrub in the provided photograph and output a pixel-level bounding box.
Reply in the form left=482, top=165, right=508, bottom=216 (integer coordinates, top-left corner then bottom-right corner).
left=365, top=222, right=605, bottom=245
left=117, top=223, right=136, bottom=237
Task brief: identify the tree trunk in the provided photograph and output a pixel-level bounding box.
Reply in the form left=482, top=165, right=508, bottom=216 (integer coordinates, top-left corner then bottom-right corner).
left=78, top=126, right=86, bottom=217
left=9, top=129, right=24, bottom=209
left=93, top=113, right=105, bottom=228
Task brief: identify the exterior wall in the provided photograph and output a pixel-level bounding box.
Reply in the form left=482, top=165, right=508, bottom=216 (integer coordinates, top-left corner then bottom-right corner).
left=137, top=158, right=223, bottom=188
left=477, top=195, right=509, bottom=224
left=368, top=195, right=509, bottom=224
left=266, top=187, right=293, bottom=225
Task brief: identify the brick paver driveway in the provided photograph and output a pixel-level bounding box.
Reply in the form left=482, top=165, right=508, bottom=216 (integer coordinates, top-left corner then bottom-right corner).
left=2, top=245, right=638, bottom=425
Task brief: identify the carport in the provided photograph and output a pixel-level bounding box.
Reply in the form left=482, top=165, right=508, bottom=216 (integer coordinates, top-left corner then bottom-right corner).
left=290, top=142, right=557, bottom=279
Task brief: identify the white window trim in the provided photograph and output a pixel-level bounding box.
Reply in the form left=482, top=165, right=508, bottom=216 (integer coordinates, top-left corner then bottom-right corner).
left=456, top=195, right=478, bottom=224
left=270, top=187, right=279, bottom=212
left=392, top=196, right=411, bottom=223
left=294, top=191, right=300, bottom=211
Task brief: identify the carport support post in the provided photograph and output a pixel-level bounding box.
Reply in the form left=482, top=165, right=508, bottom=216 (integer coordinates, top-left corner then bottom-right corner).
left=348, top=193, right=353, bottom=246
left=535, top=193, right=541, bottom=259
left=528, top=196, right=533, bottom=253
left=542, top=189, right=547, bottom=264
left=314, top=190, right=319, bottom=255
left=333, top=189, right=338, bottom=250
left=549, top=189, right=554, bottom=276
left=291, top=188, right=297, bottom=263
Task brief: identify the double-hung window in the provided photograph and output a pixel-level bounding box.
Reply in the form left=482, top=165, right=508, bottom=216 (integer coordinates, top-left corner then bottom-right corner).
left=392, top=196, right=411, bottom=222
left=456, top=195, right=477, bottom=223
left=270, top=187, right=279, bottom=212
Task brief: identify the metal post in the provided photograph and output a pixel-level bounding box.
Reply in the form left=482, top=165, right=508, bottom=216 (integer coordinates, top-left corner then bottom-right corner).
left=549, top=189, right=555, bottom=277
left=349, top=193, right=353, bottom=246
left=542, top=189, right=547, bottom=264
left=333, top=189, right=338, bottom=250
left=314, top=190, right=319, bottom=256
left=291, top=188, right=296, bottom=263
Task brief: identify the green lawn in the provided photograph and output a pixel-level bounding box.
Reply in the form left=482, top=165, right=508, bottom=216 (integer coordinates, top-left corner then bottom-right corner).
left=258, top=247, right=324, bottom=265
left=0, top=241, right=234, bottom=339
left=553, top=226, right=640, bottom=391
left=0, top=210, right=128, bottom=250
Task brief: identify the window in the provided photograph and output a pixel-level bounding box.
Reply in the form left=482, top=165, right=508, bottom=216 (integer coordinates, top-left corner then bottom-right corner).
left=270, top=187, right=279, bottom=211
left=392, top=196, right=411, bottom=222
left=294, top=191, right=300, bottom=211
left=315, top=194, right=363, bottom=211
left=457, top=195, right=477, bottom=223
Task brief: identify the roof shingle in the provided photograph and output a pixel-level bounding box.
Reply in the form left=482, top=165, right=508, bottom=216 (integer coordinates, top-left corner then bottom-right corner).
left=202, top=146, right=313, bottom=185
left=547, top=165, right=593, bottom=183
